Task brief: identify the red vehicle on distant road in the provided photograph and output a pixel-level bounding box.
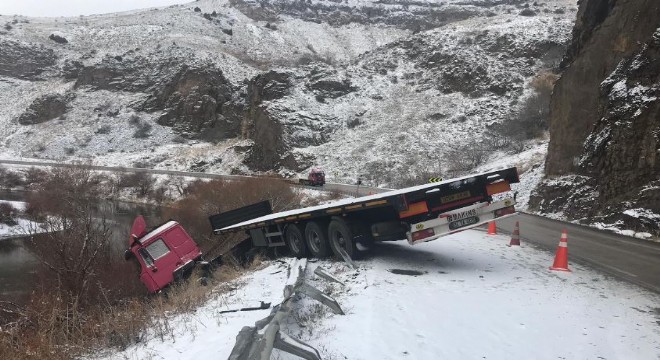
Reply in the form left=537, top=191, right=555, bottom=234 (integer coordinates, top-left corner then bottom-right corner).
left=299, top=168, right=325, bottom=186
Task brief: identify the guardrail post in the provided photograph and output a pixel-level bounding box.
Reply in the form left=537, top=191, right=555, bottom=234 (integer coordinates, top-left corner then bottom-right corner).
left=227, top=258, right=347, bottom=360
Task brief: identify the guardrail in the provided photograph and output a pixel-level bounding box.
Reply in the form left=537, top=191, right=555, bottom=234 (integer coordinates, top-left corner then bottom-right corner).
left=228, top=259, right=345, bottom=360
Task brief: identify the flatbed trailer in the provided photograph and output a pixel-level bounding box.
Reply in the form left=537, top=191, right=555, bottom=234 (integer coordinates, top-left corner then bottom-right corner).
left=210, top=167, right=520, bottom=259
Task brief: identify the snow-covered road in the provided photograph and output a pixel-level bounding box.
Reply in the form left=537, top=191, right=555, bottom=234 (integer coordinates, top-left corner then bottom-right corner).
left=98, top=230, right=660, bottom=360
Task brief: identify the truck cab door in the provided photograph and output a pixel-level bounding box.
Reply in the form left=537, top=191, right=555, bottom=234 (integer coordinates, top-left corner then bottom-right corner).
left=137, top=239, right=181, bottom=292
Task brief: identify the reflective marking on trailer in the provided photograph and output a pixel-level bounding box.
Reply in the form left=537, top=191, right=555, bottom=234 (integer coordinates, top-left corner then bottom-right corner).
left=326, top=208, right=342, bottom=214
left=441, top=191, right=471, bottom=203
left=298, top=214, right=311, bottom=219
left=345, top=204, right=362, bottom=210
left=285, top=216, right=297, bottom=221
left=365, top=200, right=388, bottom=207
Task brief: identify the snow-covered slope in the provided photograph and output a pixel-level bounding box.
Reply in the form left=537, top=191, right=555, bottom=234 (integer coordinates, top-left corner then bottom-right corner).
left=0, top=0, right=577, bottom=186
left=96, top=230, right=660, bottom=359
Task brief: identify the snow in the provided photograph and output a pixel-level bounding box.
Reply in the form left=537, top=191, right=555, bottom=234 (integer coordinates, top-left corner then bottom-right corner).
left=92, top=259, right=293, bottom=360
left=0, top=0, right=578, bottom=183
left=96, top=230, right=660, bottom=360
left=0, top=218, right=39, bottom=238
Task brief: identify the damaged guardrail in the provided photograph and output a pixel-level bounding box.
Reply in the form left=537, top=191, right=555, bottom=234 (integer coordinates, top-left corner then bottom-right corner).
left=228, top=258, right=345, bottom=360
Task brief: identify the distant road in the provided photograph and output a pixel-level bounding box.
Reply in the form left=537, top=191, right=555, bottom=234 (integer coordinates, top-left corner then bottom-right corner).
left=497, top=213, right=660, bottom=293
left=0, top=159, right=388, bottom=196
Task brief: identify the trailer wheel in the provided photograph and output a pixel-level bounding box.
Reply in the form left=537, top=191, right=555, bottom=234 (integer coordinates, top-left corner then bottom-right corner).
left=285, top=224, right=307, bottom=258
left=328, top=218, right=361, bottom=260
left=305, top=221, right=331, bottom=258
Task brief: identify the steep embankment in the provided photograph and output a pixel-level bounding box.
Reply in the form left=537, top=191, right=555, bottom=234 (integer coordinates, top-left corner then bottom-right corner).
left=531, top=0, right=660, bottom=235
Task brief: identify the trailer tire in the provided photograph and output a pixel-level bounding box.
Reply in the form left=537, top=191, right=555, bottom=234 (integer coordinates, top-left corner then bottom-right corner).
left=285, top=224, right=307, bottom=258
left=328, top=218, right=361, bottom=260
left=305, top=221, right=331, bottom=258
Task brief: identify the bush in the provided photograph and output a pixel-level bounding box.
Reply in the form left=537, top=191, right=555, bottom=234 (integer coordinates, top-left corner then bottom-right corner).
left=0, top=167, right=23, bottom=189
left=162, top=177, right=302, bottom=257
left=95, top=125, right=112, bottom=134
left=133, top=122, right=152, bottom=138
left=128, top=114, right=140, bottom=125
left=443, top=142, right=489, bottom=174
left=0, top=203, right=17, bottom=225
left=495, top=71, right=558, bottom=144
left=117, top=172, right=156, bottom=197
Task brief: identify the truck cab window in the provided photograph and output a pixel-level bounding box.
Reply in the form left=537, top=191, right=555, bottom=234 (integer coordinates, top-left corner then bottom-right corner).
left=146, top=239, right=170, bottom=260
left=138, top=248, right=154, bottom=267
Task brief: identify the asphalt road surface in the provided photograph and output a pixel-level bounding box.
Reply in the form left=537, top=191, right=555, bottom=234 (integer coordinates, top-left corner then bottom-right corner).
left=496, top=213, right=660, bottom=293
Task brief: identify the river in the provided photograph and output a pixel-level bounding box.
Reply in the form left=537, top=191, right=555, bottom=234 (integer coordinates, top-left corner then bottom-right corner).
left=0, top=190, right=162, bottom=303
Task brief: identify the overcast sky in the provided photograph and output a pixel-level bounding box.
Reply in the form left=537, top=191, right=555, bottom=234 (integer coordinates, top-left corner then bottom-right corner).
left=0, top=0, right=192, bottom=17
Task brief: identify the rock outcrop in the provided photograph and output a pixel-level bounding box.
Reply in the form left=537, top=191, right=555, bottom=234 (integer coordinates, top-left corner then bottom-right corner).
left=16, top=93, right=73, bottom=125
left=533, top=0, right=660, bottom=233
left=75, top=52, right=240, bottom=139
left=0, top=39, right=57, bottom=80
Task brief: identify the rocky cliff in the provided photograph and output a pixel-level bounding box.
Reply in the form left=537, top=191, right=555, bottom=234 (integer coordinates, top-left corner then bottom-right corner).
left=0, top=0, right=576, bottom=183
left=532, top=0, right=660, bottom=235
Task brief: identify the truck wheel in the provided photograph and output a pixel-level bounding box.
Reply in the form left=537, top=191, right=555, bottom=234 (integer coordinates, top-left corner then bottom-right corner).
left=285, top=224, right=307, bottom=258
left=305, top=221, right=331, bottom=258
left=328, top=218, right=361, bottom=260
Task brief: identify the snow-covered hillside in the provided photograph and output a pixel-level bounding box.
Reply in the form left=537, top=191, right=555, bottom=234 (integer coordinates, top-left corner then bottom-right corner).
left=0, top=0, right=577, bottom=187
left=95, top=230, right=660, bottom=359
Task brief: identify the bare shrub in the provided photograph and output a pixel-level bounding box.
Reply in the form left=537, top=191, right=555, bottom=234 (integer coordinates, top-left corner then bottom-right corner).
left=443, top=142, right=489, bottom=175
left=0, top=203, right=17, bottom=225
left=391, top=168, right=444, bottom=189
left=95, top=124, right=112, bottom=134
left=162, top=177, right=302, bottom=257
left=133, top=122, right=152, bottom=138
left=128, top=114, right=140, bottom=125
left=495, top=71, right=558, bottom=144
left=117, top=172, right=156, bottom=197
left=0, top=167, right=23, bottom=189
left=531, top=71, right=559, bottom=97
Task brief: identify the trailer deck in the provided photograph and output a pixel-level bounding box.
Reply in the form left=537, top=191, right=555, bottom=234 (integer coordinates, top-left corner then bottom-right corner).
left=215, top=167, right=519, bottom=234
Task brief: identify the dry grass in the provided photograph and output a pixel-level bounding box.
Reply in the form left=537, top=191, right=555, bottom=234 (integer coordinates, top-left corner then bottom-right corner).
left=0, top=260, right=258, bottom=360
left=162, top=177, right=303, bottom=256
left=1, top=170, right=296, bottom=359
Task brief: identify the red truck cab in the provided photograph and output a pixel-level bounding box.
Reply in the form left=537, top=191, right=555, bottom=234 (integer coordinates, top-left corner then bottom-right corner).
left=125, top=216, right=202, bottom=293
left=308, top=168, right=325, bottom=186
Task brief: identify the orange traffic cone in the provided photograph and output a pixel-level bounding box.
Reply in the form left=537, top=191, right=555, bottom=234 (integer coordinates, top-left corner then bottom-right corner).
left=487, top=221, right=497, bottom=235
left=508, top=221, right=521, bottom=246
left=549, top=229, right=571, bottom=272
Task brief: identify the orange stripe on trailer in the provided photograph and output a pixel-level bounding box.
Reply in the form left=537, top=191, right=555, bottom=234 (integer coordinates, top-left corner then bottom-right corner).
left=285, top=216, right=297, bottom=221
left=326, top=208, right=342, bottom=214
left=275, top=219, right=285, bottom=223
left=345, top=204, right=363, bottom=210
left=486, top=181, right=511, bottom=195
left=399, top=201, right=429, bottom=218
left=298, top=214, right=311, bottom=219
